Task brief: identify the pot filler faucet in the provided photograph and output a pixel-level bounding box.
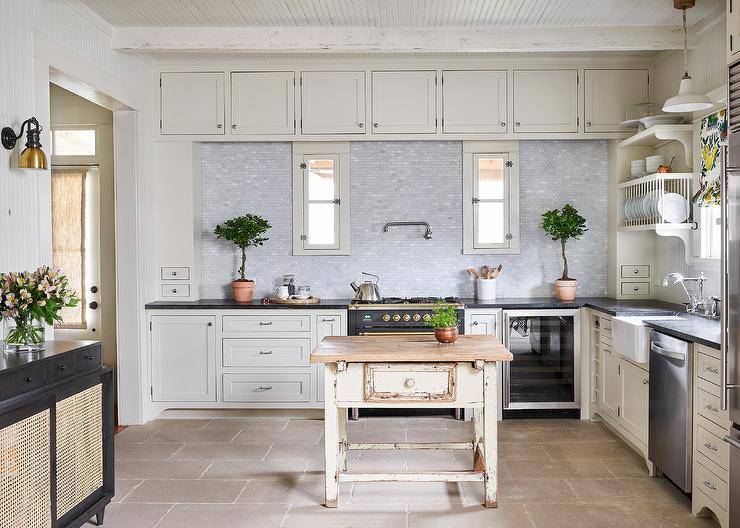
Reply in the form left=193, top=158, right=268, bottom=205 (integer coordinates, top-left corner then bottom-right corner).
left=662, top=272, right=720, bottom=318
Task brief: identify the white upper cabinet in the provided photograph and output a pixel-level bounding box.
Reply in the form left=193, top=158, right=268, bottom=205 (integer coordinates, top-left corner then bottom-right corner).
left=730, top=0, right=740, bottom=62
left=584, top=69, right=648, bottom=133
left=513, top=69, right=578, bottom=133
left=160, top=72, right=225, bottom=135
left=442, top=70, right=507, bottom=133
left=371, top=70, right=437, bottom=134
left=231, top=71, right=295, bottom=135
left=300, top=71, right=366, bottom=135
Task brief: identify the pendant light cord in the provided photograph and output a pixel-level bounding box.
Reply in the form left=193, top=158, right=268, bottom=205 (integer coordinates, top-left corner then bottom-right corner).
left=682, top=8, right=689, bottom=78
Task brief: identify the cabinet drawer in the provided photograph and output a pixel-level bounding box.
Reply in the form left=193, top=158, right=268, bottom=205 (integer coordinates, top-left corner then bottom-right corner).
left=222, top=338, right=311, bottom=367
left=697, top=352, right=722, bottom=387
left=697, top=424, right=729, bottom=472
left=694, top=461, right=728, bottom=510
left=222, top=373, right=311, bottom=402
left=621, top=265, right=650, bottom=278
left=621, top=281, right=650, bottom=296
left=364, top=363, right=456, bottom=402
left=161, top=284, right=190, bottom=297
left=46, top=354, right=76, bottom=383
left=697, top=388, right=727, bottom=426
left=161, top=266, right=190, bottom=280
left=222, top=315, right=311, bottom=333
left=0, top=362, right=46, bottom=400
left=76, top=346, right=101, bottom=373
left=599, top=317, right=613, bottom=333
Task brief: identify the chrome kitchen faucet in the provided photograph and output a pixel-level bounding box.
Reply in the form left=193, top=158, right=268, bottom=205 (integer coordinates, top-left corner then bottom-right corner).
left=662, top=272, right=720, bottom=318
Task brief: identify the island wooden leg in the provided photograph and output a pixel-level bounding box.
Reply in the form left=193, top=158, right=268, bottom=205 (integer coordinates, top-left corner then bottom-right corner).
left=472, top=407, right=483, bottom=472
left=483, top=361, right=498, bottom=508
left=324, top=363, right=340, bottom=507
left=338, top=406, right=348, bottom=472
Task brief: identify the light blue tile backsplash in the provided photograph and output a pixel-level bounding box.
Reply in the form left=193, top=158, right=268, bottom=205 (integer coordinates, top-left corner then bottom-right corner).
left=201, top=140, right=608, bottom=299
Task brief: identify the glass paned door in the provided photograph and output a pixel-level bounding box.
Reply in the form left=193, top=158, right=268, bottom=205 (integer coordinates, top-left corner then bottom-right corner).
left=303, top=156, right=340, bottom=249
left=504, top=311, right=579, bottom=409
left=473, top=155, right=509, bottom=248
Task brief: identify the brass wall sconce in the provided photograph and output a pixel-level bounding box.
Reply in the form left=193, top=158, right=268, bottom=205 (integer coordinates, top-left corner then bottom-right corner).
left=2, top=117, right=48, bottom=170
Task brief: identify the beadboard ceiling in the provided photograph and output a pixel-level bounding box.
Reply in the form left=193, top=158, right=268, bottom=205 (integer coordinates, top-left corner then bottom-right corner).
left=79, top=0, right=722, bottom=28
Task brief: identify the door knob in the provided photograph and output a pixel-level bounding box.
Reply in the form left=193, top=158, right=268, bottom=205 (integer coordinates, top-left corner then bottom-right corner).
left=89, top=301, right=99, bottom=310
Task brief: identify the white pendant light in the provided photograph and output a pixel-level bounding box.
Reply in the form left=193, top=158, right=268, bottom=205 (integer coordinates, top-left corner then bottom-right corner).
left=663, top=1, right=713, bottom=113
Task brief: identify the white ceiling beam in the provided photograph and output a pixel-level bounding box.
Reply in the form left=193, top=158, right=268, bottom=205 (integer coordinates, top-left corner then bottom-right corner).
left=113, top=26, right=689, bottom=54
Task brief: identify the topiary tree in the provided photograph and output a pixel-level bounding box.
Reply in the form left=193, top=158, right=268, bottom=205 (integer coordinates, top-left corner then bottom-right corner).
left=541, top=204, right=588, bottom=281
left=214, top=214, right=271, bottom=281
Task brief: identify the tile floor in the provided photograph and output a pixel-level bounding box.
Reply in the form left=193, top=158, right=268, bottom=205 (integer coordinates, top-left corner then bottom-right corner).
left=103, top=416, right=720, bottom=528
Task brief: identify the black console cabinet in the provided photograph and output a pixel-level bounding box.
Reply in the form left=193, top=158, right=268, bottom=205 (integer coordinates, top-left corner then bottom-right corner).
left=0, top=341, right=114, bottom=527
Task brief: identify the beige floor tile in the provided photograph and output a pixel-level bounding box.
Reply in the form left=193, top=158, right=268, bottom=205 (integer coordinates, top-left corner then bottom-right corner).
left=111, top=479, right=142, bottom=502
left=284, top=419, right=325, bottom=433
left=234, top=427, right=322, bottom=444
left=498, top=427, right=579, bottom=443
left=567, top=477, right=689, bottom=504
left=123, top=478, right=246, bottom=503
left=95, top=503, right=172, bottom=528
left=408, top=503, right=533, bottom=528
left=202, top=418, right=289, bottom=432
left=173, top=443, right=269, bottom=461
left=115, top=460, right=211, bottom=480
left=114, top=426, right=157, bottom=444
left=600, top=453, right=652, bottom=478
left=363, top=416, right=456, bottom=429
left=545, top=441, right=636, bottom=460
left=283, top=504, right=407, bottom=528
left=202, top=460, right=308, bottom=480
left=406, top=428, right=471, bottom=442
left=156, top=503, right=288, bottom=528
left=351, top=481, right=464, bottom=505
left=115, top=443, right=183, bottom=461
left=347, top=427, right=408, bottom=443
left=237, top=475, right=351, bottom=505
left=494, top=442, right=552, bottom=461
left=499, top=459, right=613, bottom=480
left=148, top=418, right=211, bottom=430
left=265, top=443, right=325, bottom=462
left=146, top=428, right=239, bottom=444
left=461, top=478, right=577, bottom=505
left=569, top=423, right=623, bottom=441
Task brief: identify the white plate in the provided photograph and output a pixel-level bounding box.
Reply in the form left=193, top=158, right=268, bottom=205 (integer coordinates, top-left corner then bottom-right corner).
left=658, top=193, right=688, bottom=223
left=639, top=115, right=685, bottom=128
left=620, top=119, right=643, bottom=128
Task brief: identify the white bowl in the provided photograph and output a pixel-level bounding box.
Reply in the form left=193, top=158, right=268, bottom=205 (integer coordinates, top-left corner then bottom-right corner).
left=639, top=115, right=685, bottom=128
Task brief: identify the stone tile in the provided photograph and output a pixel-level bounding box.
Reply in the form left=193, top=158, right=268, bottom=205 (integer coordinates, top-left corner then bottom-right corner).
left=202, top=418, right=289, bottom=432
left=493, top=442, right=552, bottom=461
left=237, top=475, right=351, bottom=505
left=498, top=427, right=579, bottom=443
left=499, top=459, right=613, bottom=480
left=115, top=460, right=211, bottom=480
left=124, top=479, right=246, bottom=504
left=408, top=503, right=533, bottom=528
left=94, top=503, right=171, bottom=528
left=406, top=428, right=471, bottom=443
left=544, top=441, right=635, bottom=460
left=284, top=504, right=407, bottom=528
left=173, top=443, right=269, bottom=461
left=600, top=453, right=652, bottom=478
left=351, top=481, right=464, bottom=506
left=347, top=428, right=408, bottom=443
left=146, top=429, right=239, bottom=444
left=567, top=477, right=689, bottom=504
left=148, top=419, right=211, bottom=430
left=264, top=443, right=325, bottom=462
left=111, top=479, right=142, bottom=502
left=283, top=419, right=325, bottom=433
left=156, top=503, right=288, bottom=528
left=569, top=423, right=623, bottom=442
left=461, top=478, right=578, bottom=505
left=114, top=426, right=157, bottom=444
left=115, top=443, right=183, bottom=461
left=202, top=460, right=308, bottom=480
left=234, top=427, right=322, bottom=444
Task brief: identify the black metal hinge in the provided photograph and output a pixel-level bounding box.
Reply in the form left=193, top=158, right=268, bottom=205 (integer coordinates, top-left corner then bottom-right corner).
left=617, top=406, right=620, bottom=418
left=150, top=387, right=153, bottom=396
left=149, top=321, right=152, bottom=331
left=159, top=120, right=162, bottom=130
left=300, top=162, right=307, bottom=169
left=505, top=161, right=513, bottom=168
left=159, top=78, right=162, bottom=87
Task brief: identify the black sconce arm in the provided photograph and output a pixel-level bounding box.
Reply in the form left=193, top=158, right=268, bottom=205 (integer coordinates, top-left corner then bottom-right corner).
left=2, top=117, right=43, bottom=150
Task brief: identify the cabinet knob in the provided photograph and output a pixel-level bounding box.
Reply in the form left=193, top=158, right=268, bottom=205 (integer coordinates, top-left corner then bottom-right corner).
left=373, top=123, right=379, bottom=128
left=634, top=286, right=639, bottom=291
left=586, top=121, right=592, bottom=127
left=217, top=123, right=223, bottom=128
left=207, top=322, right=213, bottom=327
left=515, top=122, right=521, bottom=127
left=358, top=123, right=364, bottom=128
left=59, top=364, right=66, bottom=371
left=26, top=376, right=33, bottom=383
left=232, top=124, right=237, bottom=129
left=500, top=122, right=506, bottom=127
left=89, top=301, right=99, bottom=310
left=404, top=378, right=416, bottom=389
left=473, top=321, right=479, bottom=326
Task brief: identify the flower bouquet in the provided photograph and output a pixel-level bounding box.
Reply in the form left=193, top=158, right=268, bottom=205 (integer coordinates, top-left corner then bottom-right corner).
left=1, top=266, right=79, bottom=352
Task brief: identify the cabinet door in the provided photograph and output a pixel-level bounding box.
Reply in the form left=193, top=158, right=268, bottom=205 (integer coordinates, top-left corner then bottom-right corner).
left=160, top=72, right=225, bottom=135
left=301, top=71, right=366, bottom=134
left=466, top=311, right=498, bottom=337
left=316, top=313, right=345, bottom=403
left=372, top=71, right=437, bottom=134
left=730, top=0, right=740, bottom=61
left=513, top=69, right=578, bottom=133
left=151, top=315, right=216, bottom=402
left=231, top=72, right=295, bottom=134
left=619, top=360, right=649, bottom=444
left=599, top=347, right=620, bottom=420
left=442, top=70, right=507, bottom=133
left=584, top=69, right=648, bottom=133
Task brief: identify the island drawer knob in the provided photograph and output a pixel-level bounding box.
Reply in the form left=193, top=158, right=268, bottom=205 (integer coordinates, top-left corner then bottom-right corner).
left=404, top=378, right=416, bottom=389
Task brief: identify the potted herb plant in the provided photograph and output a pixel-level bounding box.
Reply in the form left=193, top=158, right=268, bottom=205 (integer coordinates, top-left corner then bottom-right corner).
left=1, top=266, right=79, bottom=352
left=214, top=213, right=271, bottom=303
left=425, top=303, right=460, bottom=344
left=541, top=204, right=588, bottom=302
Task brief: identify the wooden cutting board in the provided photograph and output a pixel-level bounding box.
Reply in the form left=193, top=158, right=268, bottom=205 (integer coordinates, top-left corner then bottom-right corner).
left=268, top=297, right=321, bottom=304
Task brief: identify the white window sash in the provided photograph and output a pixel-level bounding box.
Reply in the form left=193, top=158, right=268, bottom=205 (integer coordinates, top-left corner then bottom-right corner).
left=303, top=154, right=341, bottom=251
left=472, top=152, right=511, bottom=250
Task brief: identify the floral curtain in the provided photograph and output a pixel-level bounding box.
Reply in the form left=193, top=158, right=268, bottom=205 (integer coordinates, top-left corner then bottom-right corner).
left=694, top=109, right=728, bottom=207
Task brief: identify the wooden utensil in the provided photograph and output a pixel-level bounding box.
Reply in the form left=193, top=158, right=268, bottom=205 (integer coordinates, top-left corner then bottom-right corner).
left=467, top=267, right=481, bottom=279
left=491, top=265, right=503, bottom=280
left=480, top=265, right=492, bottom=279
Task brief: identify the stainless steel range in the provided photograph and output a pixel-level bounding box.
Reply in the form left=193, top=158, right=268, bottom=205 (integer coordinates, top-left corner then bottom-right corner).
left=347, top=297, right=465, bottom=419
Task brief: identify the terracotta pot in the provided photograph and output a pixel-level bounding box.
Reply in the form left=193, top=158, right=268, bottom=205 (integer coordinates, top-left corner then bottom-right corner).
left=434, top=327, right=459, bottom=344
left=554, top=279, right=578, bottom=302
left=231, top=280, right=255, bottom=303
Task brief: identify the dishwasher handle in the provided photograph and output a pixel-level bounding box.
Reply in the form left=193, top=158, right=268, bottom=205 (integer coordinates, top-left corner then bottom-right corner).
left=650, top=341, right=687, bottom=361
left=724, top=435, right=740, bottom=450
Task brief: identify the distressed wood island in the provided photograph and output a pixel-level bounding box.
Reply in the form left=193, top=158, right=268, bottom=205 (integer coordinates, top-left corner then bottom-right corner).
left=310, top=334, right=512, bottom=508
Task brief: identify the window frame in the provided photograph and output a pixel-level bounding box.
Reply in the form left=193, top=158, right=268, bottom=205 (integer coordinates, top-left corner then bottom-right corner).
left=292, top=142, right=351, bottom=255
left=51, top=125, right=98, bottom=157
left=462, top=141, right=520, bottom=255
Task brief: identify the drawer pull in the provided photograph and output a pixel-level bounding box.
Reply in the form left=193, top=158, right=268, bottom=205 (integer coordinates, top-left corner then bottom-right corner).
left=259, top=321, right=273, bottom=326
left=703, top=480, right=717, bottom=491
left=473, top=321, right=479, bottom=326
left=171, top=288, right=178, bottom=293
left=703, top=442, right=718, bottom=452
left=259, top=350, right=273, bottom=355
left=634, top=286, right=639, bottom=291
left=404, top=378, right=416, bottom=389
left=255, top=385, right=273, bottom=391
left=643, top=379, right=649, bottom=385
left=705, top=404, right=719, bottom=413
left=634, top=269, right=639, bottom=274
left=321, top=318, right=335, bottom=322
left=705, top=366, right=719, bottom=374
left=59, top=364, right=66, bottom=371
left=26, top=376, right=33, bottom=383
left=85, top=355, right=94, bottom=360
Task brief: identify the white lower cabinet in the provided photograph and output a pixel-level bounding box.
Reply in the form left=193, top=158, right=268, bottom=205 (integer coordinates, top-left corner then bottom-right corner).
left=223, top=373, right=311, bottom=402
left=465, top=310, right=500, bottom=337
left=598, top=346, right=621, bottom=421
left=150, top=315, right=216, bottom=402
left=619, top=359, right=649, bottom=443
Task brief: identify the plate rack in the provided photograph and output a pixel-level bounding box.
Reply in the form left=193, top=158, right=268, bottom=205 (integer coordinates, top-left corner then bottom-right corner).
left=618, top=173, right=694, bottom=231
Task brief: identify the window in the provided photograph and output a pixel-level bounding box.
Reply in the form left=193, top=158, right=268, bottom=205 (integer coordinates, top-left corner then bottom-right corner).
left=463, top=141, right=520, bottom=254
left=293, top=142, right=350, bottom=255
left=52, top=129, right=96, bottom=156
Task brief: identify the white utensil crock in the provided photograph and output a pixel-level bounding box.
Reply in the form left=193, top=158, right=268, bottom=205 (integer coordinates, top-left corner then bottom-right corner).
left=476, top=279, right=497, bottom=300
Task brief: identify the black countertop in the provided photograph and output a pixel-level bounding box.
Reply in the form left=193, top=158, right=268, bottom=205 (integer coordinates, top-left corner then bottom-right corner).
left=0, top=340, right=99, bottom=374
left=461, top=297, right=685, bottom=316
left=643, top=316, right=721, bottom=350
left=145, top=298, right=354, bottom=310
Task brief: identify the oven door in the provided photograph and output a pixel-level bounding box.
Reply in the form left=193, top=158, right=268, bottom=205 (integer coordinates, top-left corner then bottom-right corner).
left=502, top=309, right=580, bottom=410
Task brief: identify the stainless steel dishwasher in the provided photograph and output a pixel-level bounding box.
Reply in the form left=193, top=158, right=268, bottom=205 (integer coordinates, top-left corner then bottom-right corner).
left=648, top=330, right=693, bottom=492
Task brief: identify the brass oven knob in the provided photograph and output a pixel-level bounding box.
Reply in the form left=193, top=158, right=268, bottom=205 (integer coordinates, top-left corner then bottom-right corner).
left=392, top=314, right=401, bottom=322
left=402, top=314, right=411, bottom=322
left=422, top=314, right=431, bottom=322
left=412, top=313, right=421, bottom=322
left=382, top=314, right=391, bottom=322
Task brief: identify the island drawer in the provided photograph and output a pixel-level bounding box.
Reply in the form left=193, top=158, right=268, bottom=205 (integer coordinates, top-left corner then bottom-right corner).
left=222, top=338, right=311, bottom=367
left=364, top=363, right=457, bottom=402
left=697, top=423, right=729, bottom=473
left=697, top=387, right=729, bottom=426
left=0, top=362, right=46, bottom=400
left=222, top=373, right=311, bottom=402
left=694, top=461, right=727, bottom=510
left=46, top=354, right=77, bottom=383
left=620, top=281, right=650, bottom=296
left=76, top=346, right=102, bottom=373
left=697, top=352, right=722, bottom=387
left=621, top=265, right=650, bottom=278
left=222, top=315, right=311, bottom=333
